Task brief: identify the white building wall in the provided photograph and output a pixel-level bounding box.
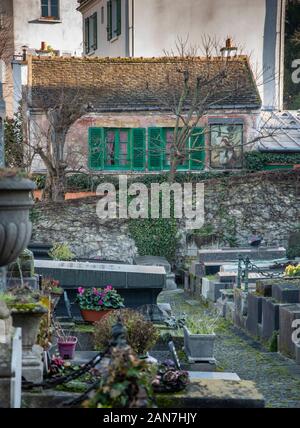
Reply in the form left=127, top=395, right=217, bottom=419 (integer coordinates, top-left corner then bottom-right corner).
left=79, top=0, right=127, bottom=57
left=13, top=0, right=83, bottom=56
left=133, top=0, right=284, bottom=110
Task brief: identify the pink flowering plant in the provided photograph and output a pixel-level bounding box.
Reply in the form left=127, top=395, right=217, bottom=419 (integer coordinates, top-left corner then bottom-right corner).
left=76, top=286, right=124, bottom=311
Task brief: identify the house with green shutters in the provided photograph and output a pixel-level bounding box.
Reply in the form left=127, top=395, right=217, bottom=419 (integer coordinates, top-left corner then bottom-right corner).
left=24, top=55, right=262, bottom=174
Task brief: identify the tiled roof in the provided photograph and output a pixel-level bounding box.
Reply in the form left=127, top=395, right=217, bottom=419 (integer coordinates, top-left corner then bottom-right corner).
left=29, top=56, right=261, bottom=112
left=258, top=110, right=300, bottom=152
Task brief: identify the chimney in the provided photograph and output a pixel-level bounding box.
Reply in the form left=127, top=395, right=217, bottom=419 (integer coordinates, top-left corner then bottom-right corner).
left=41, top=41, right=47, bottom=51
left=22, top=45, right=28, bottom=61
left=226, top=38, right=233, bottom=49
left=220, top=37, right=237, bottom=58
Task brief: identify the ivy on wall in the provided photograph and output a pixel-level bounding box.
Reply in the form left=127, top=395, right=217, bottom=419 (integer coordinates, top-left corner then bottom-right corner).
left=128, top=217, right=179, bottom=262
left=31, top=171, right=236, bottom=192
left=244, top=152, right=300, bottom=171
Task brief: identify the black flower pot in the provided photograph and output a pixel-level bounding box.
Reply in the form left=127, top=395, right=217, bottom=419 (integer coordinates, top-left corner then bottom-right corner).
left=0, top=176, right=36, bottom=267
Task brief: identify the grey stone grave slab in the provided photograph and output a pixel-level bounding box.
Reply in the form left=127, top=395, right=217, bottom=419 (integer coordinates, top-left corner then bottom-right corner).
left=156, top=379, right=265, bottom=408
left=188, top=371, right=240, bottom=381
left=272, top=283, right=300, bottom=304
left=35, top=259, right=166, bottom=315
left=217, top=272, right=237, bottom=284
left=279, top=304, right=300, bottom=359
left=261, top=298, right=290, bottom=341
left=234, top=289, right=247, bottom=329
left=198, top=247, right=286, bottom=263
left=245, top=293, right=263, bottom=338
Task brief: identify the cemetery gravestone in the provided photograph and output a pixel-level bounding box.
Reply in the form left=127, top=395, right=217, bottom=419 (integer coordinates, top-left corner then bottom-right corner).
left=272, top=284, right=300, bottom=304
left=245, top=293, right=263, bottom=338
left=279, top=304, right=300, bottom=359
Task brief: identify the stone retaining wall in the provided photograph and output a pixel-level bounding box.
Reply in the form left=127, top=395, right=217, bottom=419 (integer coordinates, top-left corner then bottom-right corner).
left=31, top=170, right=300, bottom=262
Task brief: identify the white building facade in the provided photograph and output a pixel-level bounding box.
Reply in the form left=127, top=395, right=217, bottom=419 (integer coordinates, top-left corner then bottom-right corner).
left=77, top=0, right=286, bottom=110
left=8, top=0, right=83, bottom=56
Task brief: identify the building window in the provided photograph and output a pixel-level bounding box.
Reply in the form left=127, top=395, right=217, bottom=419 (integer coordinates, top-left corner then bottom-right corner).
left=101, top=6, right=104, bottom=24
left=107, top=0, right=121, bottom=41
left=41, top=0, right=59, bottom=19
left=210, top=124, right=243, bottom=169
left=148, top=128, right=205, bottom=171
left=84, top=12, right=98, bottom=54
left=89, top=128, right=145, bottom=171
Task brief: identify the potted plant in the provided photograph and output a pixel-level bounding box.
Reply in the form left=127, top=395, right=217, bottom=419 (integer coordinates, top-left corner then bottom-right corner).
left=77, top=285, right=124, bottom=323
left=41, top=277, right=64, bottom=308
left=0, top=286, right=47, bottom=358
left=0, top=169, right=36, bottom=267
left=183, top=316, right=218, bottom=361
left=53, top=319, right=78, bottom=360
left=94, top=308, right=159, bottom=358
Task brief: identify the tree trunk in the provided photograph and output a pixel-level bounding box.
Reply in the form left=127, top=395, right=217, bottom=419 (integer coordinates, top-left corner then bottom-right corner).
left=169, top=158, right=178, bottom=184
left=42, top=167, right=66, bottom=202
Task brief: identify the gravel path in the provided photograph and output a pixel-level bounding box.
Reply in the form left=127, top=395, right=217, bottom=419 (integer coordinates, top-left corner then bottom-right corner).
left=158, top=289, right=300, bottom=408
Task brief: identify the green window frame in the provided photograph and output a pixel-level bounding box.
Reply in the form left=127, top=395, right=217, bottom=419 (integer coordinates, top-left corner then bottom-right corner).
left=148, top=127, right=205, bottom=171
left=88, top=127, right=145, bottom=171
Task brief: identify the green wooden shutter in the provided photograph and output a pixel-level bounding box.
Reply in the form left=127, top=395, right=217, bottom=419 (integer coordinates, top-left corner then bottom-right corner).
left=88, top=128, right=104, bottom=170
left=148, top=128, right=163, bottom=171
left=92, top=12, right=98, bottom=50
left=190, top=127, right=205, bottom=170
left=116, top=0, right=121, bottom=36
left=131, top=128, right=145, bottom=170
left=107, top=0, right=112, bottom=40
left=85, top=17, right=90, bottom=53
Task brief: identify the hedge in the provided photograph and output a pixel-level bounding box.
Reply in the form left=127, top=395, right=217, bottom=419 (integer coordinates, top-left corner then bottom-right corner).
left=244, top=152, right=300, bottom=171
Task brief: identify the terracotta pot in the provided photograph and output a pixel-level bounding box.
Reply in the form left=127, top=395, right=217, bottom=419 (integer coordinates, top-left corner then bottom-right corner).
left=80, top=309, right=114, bottom=323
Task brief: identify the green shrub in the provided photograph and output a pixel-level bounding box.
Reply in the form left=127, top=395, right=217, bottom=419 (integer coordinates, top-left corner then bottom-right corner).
left=244, top=152, right=300, bottom=171
left=48, top=243, right=75, bottom=261
left=94, top=308, right=159, bottom=356
left=268, top=331, right=279, bottom=352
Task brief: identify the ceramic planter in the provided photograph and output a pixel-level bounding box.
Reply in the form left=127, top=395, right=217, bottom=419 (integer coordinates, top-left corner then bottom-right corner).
left=183, top=326, right=216, bottom=361
left=58, top=336, right=78, bottom=360
left=0, top=176, right=36, bottom=267
left=80, top=308, right=114, bottom=323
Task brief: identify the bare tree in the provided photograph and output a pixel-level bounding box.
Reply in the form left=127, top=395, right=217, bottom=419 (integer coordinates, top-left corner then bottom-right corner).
left=24, top=86, right=90, bottom=201
left=150, top=36, right=279, bottom=182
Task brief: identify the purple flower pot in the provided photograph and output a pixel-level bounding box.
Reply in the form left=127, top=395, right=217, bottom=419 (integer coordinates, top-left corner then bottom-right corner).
left=57, top=336, right=78, bottom=360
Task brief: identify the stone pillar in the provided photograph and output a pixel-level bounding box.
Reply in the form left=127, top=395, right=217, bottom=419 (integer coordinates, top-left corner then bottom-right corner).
left=0, top=302, right=22, bottom=408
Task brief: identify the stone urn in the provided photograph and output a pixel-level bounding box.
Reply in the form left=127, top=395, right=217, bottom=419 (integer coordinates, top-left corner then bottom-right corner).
left=11, top=306, right=47, bottom=383
left=0, top=175, right=36, bottom=267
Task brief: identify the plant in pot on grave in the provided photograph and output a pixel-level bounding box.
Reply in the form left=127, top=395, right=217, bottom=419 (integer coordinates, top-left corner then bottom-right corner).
left=183, top=315, right=218, bottom=362
left=94, top=308, right=159, bottom=360
left=0, top=286, right=47, bottom=360
left=77, top=285, right=125, bottom=323
left=41, top=277, right=64, bottom=308
left=53, top=319, right=78, bottom=360
left=284, top=263, right=300, bottom=280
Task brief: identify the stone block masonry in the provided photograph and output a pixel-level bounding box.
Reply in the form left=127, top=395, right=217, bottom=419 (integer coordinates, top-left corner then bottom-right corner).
left=31, top=170, right=300, bottom=263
